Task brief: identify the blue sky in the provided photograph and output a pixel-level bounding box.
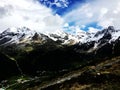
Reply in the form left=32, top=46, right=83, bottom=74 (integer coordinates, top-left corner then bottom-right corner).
left=39, top=0, right=86, bottom=15
left=38, top=0, right=103, bottom=32
left=0, top=0, right=120, bottom=33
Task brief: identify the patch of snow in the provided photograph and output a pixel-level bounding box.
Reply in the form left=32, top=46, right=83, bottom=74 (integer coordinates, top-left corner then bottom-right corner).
left=93, top=43, right=98, bottom=49
left=88, top=33, right=104, bottom=42
left=111, top=30, right=120, bottom=41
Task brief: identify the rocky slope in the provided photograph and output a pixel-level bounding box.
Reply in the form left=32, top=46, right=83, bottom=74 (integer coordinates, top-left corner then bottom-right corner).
left=43, top=56, right=120, bottom=90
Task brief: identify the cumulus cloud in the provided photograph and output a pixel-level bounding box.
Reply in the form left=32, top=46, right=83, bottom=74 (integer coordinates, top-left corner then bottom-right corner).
left=64, top=0, right=120, bottom=29
left=87, top=27, right=100, bottom=33
left=0, top=0, right=64, bottom=32
left=53, top=0, right=69, bottom=8
left=63, top=23, right=100, bottom=34
left=40, top=0, right=69, bottom=8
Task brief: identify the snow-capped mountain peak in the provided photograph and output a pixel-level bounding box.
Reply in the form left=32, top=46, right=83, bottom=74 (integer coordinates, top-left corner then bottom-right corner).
left=2, top=27, right=32, bottom=34
left=0, top=27, right=37, bottom=45
left=84, top=26, right=120, bottom=43
left=45, top=30, right=80, bottom=45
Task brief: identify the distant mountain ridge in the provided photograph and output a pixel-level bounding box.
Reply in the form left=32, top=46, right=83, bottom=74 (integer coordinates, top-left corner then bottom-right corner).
left=0, top=27, right=80, bottom=46
left=0, top=26, right=120, bottom=47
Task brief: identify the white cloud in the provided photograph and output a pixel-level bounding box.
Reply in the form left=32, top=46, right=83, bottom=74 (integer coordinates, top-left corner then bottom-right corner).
left=39, top=0, right=69, bottom=8
left=87, top=27, right=100, bottom=33
left=64, top=0, right=120, bottom=29
left=43, top=14, right=64, bottom=31
left=53, top=0, right=69, bottom=8
left=0, top=0, right=64, bottom=32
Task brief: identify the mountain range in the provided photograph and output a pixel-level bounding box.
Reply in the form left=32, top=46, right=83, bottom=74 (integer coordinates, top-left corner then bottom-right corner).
left=0, top=26, right=120, bottom=90
left=0, top=26, right=120, bottom=46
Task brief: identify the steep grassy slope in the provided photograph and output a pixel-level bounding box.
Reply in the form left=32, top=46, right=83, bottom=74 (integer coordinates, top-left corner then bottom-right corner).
left=1, top=50, right=120, bottom=90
